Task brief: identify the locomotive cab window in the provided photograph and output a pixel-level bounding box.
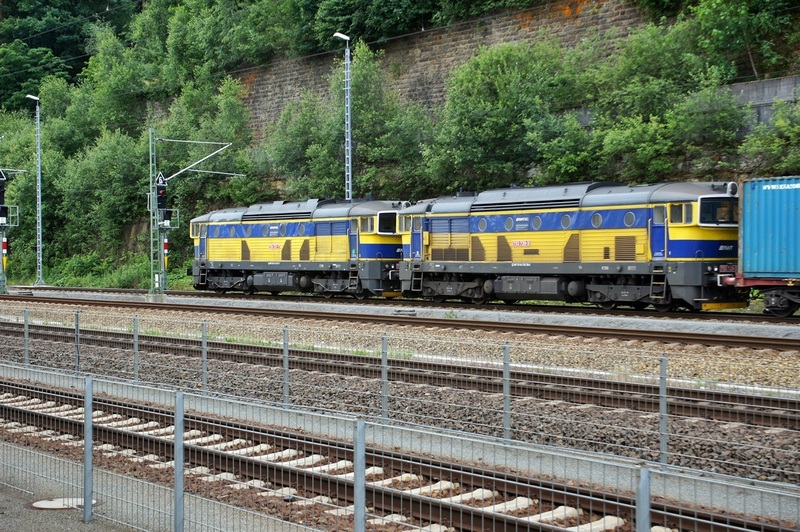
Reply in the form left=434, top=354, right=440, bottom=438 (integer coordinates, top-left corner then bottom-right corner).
left=359, top=217, right=374, bottom=233
left=190, top=222, right=201, bottom=238
left=699, top=197, right=738, bottom=225
left=653, top=206, right=666, bottom=224
left=377, top=212, right=396, bottom=234
left=669, top=203, right=693, bottom=224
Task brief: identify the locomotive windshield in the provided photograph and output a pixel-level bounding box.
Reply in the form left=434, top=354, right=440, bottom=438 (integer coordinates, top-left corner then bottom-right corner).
left=377, top=211, right=397, bottom=234
left=699, top=196, right=738, bottom=225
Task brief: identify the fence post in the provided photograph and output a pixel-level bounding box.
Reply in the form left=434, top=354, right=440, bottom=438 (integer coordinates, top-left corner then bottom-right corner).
left=283, top=327, right=290, bottom=405
left=83, top=377, right=94, bottom=523
left=201, top=321, right=208, bottom=392
left=353, top=420, right=366, bottom=532
left=23, top=309, right=29, bottom=365
left=74, top=311, right=81, bottom=372
left=635, top=466, right=651, bottom=532
left=133, top=317, right=140, bottom=381
left=503, top=343, right=511, bottom=441
left=174, top=391, right=185, bottom=532
left=381, top=334, right=388, bottom=420
left=659, top=356, right=668, bottom=466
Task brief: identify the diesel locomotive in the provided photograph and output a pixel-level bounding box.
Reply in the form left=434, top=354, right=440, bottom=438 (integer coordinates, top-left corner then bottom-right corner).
left=189, top=198, right=406, bottom=298
left=396, top=181, right=745, bottom=312
left=189, top=177, right=799, bottom=316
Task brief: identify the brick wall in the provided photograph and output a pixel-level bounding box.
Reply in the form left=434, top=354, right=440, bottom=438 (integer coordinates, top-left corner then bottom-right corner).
left=239, top=0, right=647, bottom=141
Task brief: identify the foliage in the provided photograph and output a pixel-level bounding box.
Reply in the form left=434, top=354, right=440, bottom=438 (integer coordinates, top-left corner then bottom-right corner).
left=313, top=0, right=439, bottom=47
left=0, top=1, right=138, bottom=109
left=425, top=39, right=586, bottom=192
left=271, top=41, right=432, bottom=200
left=740, top=99, right=800, bottom=174
left=692, top=0, right=795, bottom=80
left=48, top=252, right=151, bottom=288
left=55, top=129, right=146, bottom=258
left=629, top=0, right=685, bottom=19
left=0, top=41, right=69, bottom=109
left=435, top=0, right=540, bottom=23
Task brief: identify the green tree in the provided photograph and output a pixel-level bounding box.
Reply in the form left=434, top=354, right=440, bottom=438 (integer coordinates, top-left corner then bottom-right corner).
left=313, top=0, right=438, bottom=47
left=692, top=0, right=794, bottom=80
left=0, top=40, right=69, bottom=109
left=55, top=130, right=145, bottom=258
left=426, top=39, right=584, bottom=192
left=271, top=41, right=432, bottom=200
left=740, top=99, right=800, bottom=174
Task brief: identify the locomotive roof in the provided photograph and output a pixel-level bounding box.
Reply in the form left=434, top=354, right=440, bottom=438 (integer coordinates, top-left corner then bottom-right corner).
left=191, top=207, right=248, bottom=223
left=398, top=182, right=736, bottom=215
left=581, top=181, right=733, bottom=207
left=471, top=183, right=614, bottom=212
left=192, top=199, right=405, bottom=224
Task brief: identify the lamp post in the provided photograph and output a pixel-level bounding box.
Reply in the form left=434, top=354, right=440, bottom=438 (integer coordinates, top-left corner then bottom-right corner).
left=333, top=32, right=352, bottom=201
left=26, top=94, right=44, bottom=285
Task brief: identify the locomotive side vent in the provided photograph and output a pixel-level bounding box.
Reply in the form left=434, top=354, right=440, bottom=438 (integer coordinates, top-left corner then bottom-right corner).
left=614, top=236, right=636, bottom=261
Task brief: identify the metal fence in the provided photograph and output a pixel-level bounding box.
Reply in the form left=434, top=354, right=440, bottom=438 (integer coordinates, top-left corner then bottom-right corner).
left=2, top=364, right=799, bottom=531
left=1, top=303, right=799, bottom=530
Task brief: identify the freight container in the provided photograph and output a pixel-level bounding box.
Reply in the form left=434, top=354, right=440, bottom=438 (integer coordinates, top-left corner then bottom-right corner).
left=739, top=175, right=800, bottom=279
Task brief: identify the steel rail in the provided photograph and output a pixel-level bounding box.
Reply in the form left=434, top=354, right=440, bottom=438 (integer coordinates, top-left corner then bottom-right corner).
left=1, top=381, right=790, bottom=532
left=0, top=294, right=796, bottom=350
left=0, top=321, right=796, bottom=430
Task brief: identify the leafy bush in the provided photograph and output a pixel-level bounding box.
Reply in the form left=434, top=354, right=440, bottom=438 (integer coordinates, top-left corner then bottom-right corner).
left=740, top=98, right=800, bottom=174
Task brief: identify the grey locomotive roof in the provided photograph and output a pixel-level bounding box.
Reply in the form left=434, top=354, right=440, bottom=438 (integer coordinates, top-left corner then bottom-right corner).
left=193, top=199, right=405, bottom=224
left=582, top=182, right=731, bottom=207
left=400, top=182, right=733, bottom=215
left=191, top=207, right=248, bottom=224
left=398, top=194, right=476, bottom=215
left=471, top=183, right=609, bottom=212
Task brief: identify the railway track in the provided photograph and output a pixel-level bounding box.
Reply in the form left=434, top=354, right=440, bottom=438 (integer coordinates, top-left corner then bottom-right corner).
left=1, top=380, right=792, bottom=532
left=0, top=294, right=797, bottom=350
left=0, top=321, right=796, bottom=431
left=8, top=286, right=800, bottom=324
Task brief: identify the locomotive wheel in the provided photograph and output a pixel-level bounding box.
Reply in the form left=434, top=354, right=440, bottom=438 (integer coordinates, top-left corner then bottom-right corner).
left=214, top=288, right=228, bottom=294
left=353, top=290, right=370, bottom=300
left=598, top=301, right=617, bottom=310
left=432, top=296, right=446, bottom=303
left=767, top=303, right=799, bottom=318
left=653, top=302, right=673, bottom=312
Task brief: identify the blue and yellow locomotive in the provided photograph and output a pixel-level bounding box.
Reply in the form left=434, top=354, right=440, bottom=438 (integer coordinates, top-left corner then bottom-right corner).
left=189, top=199, right=406, bottom=297
left=396, top=181, right=747, bottom=311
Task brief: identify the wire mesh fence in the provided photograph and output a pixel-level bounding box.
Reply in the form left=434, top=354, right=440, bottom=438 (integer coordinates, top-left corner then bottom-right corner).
left=1, top=303, right=798, bottom=530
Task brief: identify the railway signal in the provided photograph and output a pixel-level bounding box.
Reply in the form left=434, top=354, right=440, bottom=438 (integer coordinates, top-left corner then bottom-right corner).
left=0, top=168, right=20, bottom=295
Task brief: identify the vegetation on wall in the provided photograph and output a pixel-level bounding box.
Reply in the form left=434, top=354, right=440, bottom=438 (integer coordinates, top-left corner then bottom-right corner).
left=0, top=0, right=799, bottom=286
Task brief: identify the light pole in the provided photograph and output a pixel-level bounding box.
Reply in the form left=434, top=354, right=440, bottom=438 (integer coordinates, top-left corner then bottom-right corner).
left=333, top=32, right=352, bottom=201
left=26, top=94, right=44, bottom=285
